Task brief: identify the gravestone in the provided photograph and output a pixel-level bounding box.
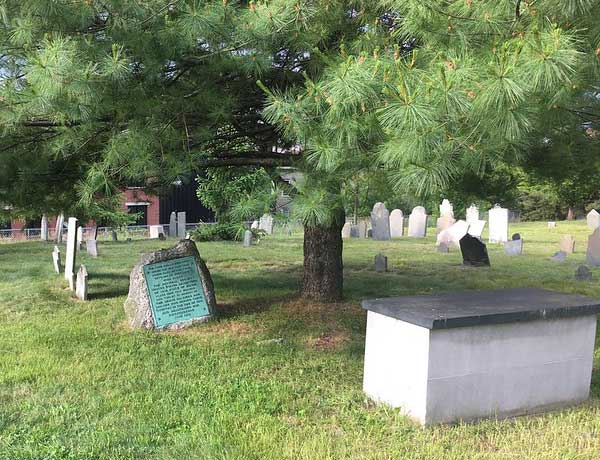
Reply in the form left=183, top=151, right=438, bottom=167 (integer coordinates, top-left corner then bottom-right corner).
left=41, top=214, right=49, bottom=241
left=149, top=225, right=164, bottom=239
left=389, top=209, right=404, bottom=238
left=439, top=199, right=454, bottom=218
left=466, top=205, right=479, bottom=225
left=54, top=213, right=64, bottom=244
left=64, top=218, right=78, bottom=290
left=548, top=222, right=557, bottom=229
left=251, top=220, right=259, bottom=229
left=436, top=215, right=456, bottom=234
left=76, top=226, right=83, bottom=250
left=124, top=240, right=217, bottom=330
left=586, top=228, right=600, bottom=266
left=177, top=211, right=187, bottom=239
left=576, top=265, right=592, bottom=281
left=52, top=245, right=61, bottom=274
left=437, top=243, right=449, bottom=253
left=371, top=203, right=391, bottom=241
left=158, top=233, right=166, bottom=241
left=407, top=206, right=427, bottom=238
left=559, top=235, right=575, bottom=254
left=587, top=210, right=600, bottom=230
left=341, top=222, right=352, bottom=239
left=468, top=220, right=486, bottom=238
left=488, top=205, right=509, bottom=243
left=259, top=214, right=274, bottom=235
left=374, top=253, right=388, bottom=273
left=551, top=251, right=568, bottom=262
left=243, top=230, right=252, bottom=247
left=504, top=239, right=523, bottom=255
left=511, top=233, right=521, bottom=241
left=437, top=220, right=469, bottom=248
left=75, top=265, right=88, bottom=301
left=169, top=212, right=177, bottom=237
left=356, top=221, right=368, bottom=238
left=111, top=229, right=118, bottom=241
left=459, top=234, right=490, bottom=267
left=88, top=225, right=98, bottom=241
left=86, top=239, right=98, bottom=257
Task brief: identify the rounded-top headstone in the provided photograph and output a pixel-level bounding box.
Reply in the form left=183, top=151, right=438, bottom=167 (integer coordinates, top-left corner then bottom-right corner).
left=511, top=233, right=521, bottom=241
left=371, top=202, right=391, bottom=241
left=124, top=240, right=217, bottom=330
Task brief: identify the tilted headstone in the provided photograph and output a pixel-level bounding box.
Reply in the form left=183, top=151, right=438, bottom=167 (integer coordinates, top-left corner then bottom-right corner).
left=177, top=211, right=187, bottom=239
left=504, top=239, right=523, bottom=255
left=341, top=222, right=352, bottom=239
left=169, top=212, right=177, bottom=237
left=586, top=228, right=600, bottom=266
left=75, top=265, right=88, bottom=301
left=468, top=220, right=486, bottom=238
left=52, top=245, right=61, bottom=274
left=407, top=206, right=427, bottom=238
left=488, top=205, right=508, bottom=243
left=149, top=225, right=164, bottom=239
left=374, top=253, right=388, bottom=273
left=123, top=240, right=217, bottom=330
left=64, top=218, right=78, bottom=290
left=243, top=230, right=253, bottom=247
left=559, top=235, right=575, bottom=254
left=436, top=215, right=456, bottom=235
left=439, top=199, right=454, bottom=218
left=466, top=205, right=479, bottom=225
left=76, top=226, right=83, bottom=250
left=587, top=210, right=600, bottom=230
left=389, top=209, right=404, bottom=238
left=575, top=265, right=593, bottom=281
left=547, top=222, right=557, bottom=229
left=54, top=213, right=64, bottom=244
left=41, top=214, right=49, bottom=241
left=459, top=234, right=490, bottom=267
left=259, top=214, right=274, bottom=235
left=437, top=220, right=469, bottom=248
left=370, top=202, right=391, bottom=241
left=86, top=239, right=98, bottom=258
left=551, top=251, right=568, bottom=262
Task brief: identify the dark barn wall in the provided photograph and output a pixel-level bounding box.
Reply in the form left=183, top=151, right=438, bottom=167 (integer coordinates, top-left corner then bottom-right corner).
left=159, top=179, right=214, bottom=225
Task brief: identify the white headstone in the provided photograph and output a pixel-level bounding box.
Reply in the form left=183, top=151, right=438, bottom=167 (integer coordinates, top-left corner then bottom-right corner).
left=547, top=221, right=557, bottom=229
left=468, top=220, right=487, bottom=238
left=371, top=203, right=391, bottom=241
left=259, top=214, right=274, bottom=235
left=149, top=225, right=164, bottom=239
left=54, top=213, right=64, bottom=244
left=169, top=212, right=177, bottom=237
left=52, top=245, right=61, bottom=274
left=177, top=211, right=187, bottom=239
left=64, top=217, right=78, bottom=289
left=75, top=265, right=88, bottom=301
left=436, top=215, right=456, bottom=234
left=389, top=209, right=404, bottom=238
left=436, top=220, right=469, bottom=248
left=466, top=205, right=479, bottom=225
left=76, top=226, right=83, bottom=250
left=439, top=199, right=454, bottom=218
left=86, top=239, right=98, bottom=258
left=407, top=206, right=427, bottom=238
left=587, top=228, right=600, bottom=266
left=341, top=222, right=352, bottom=239
left=251, top=220, right=259, bottom=229
left=41, top=214, right=49, bottom=241
left=587, top=210, right=600, bottom=230
left=488, top=206, right=508, bottom=243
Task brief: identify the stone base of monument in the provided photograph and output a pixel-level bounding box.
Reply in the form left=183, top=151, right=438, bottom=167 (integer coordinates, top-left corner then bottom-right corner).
left=361, top=288, right=600, bottom=425
left=124, top=240, right=217, bottom=330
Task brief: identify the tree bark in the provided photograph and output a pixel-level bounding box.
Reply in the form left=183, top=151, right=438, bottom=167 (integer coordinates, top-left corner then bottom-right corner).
left=567, top=207, right=575, bottom=220
left=302, top=214, right=345, bottom=302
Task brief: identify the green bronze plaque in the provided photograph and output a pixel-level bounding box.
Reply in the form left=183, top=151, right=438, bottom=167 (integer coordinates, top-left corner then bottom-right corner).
left=143, top=256, right=210, bottom=328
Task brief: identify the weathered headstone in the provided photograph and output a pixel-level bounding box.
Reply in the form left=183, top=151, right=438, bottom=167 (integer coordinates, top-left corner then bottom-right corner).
left=504, top=239, right=523, bottom=255
left=439, top=199, right=454, bottom=218
left=149, top=225, right=165, bottom=239
left=459, top=234, right=490, bottom=267
left=407, top=206, right=427, bottom=238
left=86, top=239, right=98, bottom=258
left=437, top=220, right=469, bottom=248
left=88, top=225, right=98, bottom=241
left=559, top=234, right=575, bottom=254
left=41, top=214, right=49, bottom=241
left=259, top=214, right=274, bottom=235
left=511, top=233, right=521, bottom=241
left=586, top=228, right=600, bottom=266
left=468, top=220, right=486, bottom=238
left=374, top=253, right=388, bottom=273
left=575, top=265, right=592, bottom=281
left=243, top=230, right=253, bottom=247
left=548, top=222, right=557, bottom=229
left=587, top=210, right=600, bottom=230
left=356, top=221, right=368, bottom=238
left=64, top=218, right=78, bottom=290
left=371, top=203, right=391, bottom=241
left=177, top=211, right=187, bottom=239
left=341, top=222, right=352, bottom=239
left=111, top=229, right=118, bottom=241
left=75, top=265, right=88, bottom=301
left=551, top=251, right=568, bottom=262
left=488, top=205, right=509, bottom=243
left=76, top=226, right=83, bottom=250
left=123, top=240, right=217, bottom=330
left=389, top=209, right=404, bottom=238
left=52, top=245, right=61, bottom=274
left=54, top=213, right=64, bottom=244
left=169, top=212, right=177, bottom=237
left=436, top=215, right=456, bottom=234
left=466, top=205, right=479, bottom=225
left=437, top=243, right=449, bottom=253
left=251, top=220, right=259, bottom=230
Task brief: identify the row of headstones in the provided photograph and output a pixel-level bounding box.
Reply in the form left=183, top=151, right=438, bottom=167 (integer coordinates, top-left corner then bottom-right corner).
left=342, top=205, right=429, bottom=240
left=243, top=214, right=274, bottom=247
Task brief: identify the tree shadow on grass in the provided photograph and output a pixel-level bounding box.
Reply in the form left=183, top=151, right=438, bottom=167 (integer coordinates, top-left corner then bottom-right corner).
left=88, top=272, right=130, bottom=300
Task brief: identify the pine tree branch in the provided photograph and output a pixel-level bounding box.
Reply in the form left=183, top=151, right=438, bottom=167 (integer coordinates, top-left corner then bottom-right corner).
left=194, top=152, right=299, bottom=168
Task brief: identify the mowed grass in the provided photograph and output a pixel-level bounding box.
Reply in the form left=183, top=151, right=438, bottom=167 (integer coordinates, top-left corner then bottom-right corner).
left=1, top=221, right=600, bottom=459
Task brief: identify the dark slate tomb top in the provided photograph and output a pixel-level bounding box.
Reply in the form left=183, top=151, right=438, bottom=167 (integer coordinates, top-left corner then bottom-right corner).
left=361, top=288, right=600, bottom=330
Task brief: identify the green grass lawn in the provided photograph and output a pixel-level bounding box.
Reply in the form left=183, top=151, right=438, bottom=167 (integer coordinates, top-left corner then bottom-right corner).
left=2, top=221, right=600, bottom=459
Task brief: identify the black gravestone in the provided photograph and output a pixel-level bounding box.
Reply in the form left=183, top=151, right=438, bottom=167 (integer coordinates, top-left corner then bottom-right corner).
left=459, top=234, right=490, bottom=267
left=512, top=233, right=521, bottom=240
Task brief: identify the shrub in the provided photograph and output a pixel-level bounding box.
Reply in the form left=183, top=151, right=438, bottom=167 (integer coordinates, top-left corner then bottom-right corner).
left=190, top=223, right=265, bottom=242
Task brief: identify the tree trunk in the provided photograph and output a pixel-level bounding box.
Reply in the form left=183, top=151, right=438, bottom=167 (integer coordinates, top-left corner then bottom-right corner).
left=567, top=207, right=575, bottom=221
left=302, top=217, right=344, bottom=302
